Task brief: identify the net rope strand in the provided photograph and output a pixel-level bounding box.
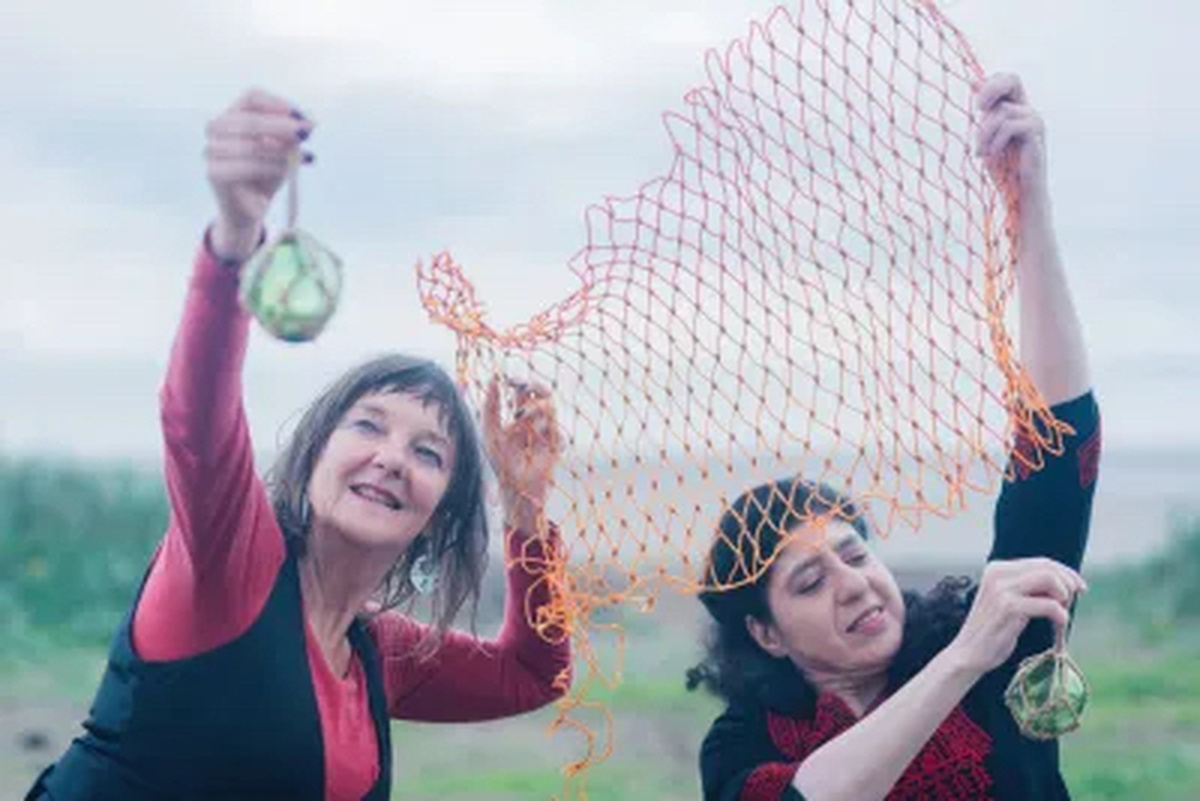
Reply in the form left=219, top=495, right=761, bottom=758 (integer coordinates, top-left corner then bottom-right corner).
left=415, top=0, right=1073, bottom=794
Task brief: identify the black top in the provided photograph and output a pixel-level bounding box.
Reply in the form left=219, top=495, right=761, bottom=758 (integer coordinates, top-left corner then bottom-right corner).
left=26, top=551, right=393, bottom=800
left=699, top=391, right=1101, bottom=801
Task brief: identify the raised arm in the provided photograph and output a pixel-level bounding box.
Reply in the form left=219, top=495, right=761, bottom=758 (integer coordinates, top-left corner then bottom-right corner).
left=990, top=390, right=1100, bottom=570
left=154, top=235, right=256, bottom=567
left=132, top=91, right=314, bottom=660
left=978, top=76, right=1101, bottom=663
left=979, top=73, right=1091, bottom=406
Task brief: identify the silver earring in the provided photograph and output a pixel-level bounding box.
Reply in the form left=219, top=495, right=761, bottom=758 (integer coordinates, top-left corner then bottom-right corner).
left=299, top=495, right=312, bottom=532
left=410, top=551, right=438, bottom=595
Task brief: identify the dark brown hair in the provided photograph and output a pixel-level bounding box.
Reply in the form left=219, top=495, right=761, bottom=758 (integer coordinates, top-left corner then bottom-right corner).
left=686, top=476, right=973, bottom=714
left=266, top=354, right=488, bottom=653
left=686, top=477, right=868, bottom=712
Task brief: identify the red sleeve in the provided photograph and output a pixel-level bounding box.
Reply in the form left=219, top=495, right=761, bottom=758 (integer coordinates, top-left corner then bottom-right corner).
left=740, top=764, right=806, bottom=801
left=371, top=527, right=572, bottom=722
left=131, top=233, right=285, bottom=662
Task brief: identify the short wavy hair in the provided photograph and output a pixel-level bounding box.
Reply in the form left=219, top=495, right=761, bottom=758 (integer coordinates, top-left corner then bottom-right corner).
left=267, top=354, right=488, bottom=651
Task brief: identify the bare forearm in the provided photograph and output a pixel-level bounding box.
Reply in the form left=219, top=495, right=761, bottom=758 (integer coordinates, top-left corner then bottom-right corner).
left=210, top=217, right=265, bottom=264
left=792, top=648, right=980, bottom=800
left=1014, top=196, right=1091, bottom=406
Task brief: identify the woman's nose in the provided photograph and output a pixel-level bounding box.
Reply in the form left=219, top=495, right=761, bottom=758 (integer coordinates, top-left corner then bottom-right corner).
left=833, top=560, right=869, bottom=601
left=372, top=438, right=410, bottom=476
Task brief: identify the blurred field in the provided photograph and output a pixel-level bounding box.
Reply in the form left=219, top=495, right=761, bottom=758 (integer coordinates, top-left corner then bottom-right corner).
left=2, top=458, right=1199, bottom=799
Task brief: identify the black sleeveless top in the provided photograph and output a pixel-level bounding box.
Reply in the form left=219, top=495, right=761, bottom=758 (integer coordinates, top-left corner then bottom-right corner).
left=28, top=553, right=393, bottom=800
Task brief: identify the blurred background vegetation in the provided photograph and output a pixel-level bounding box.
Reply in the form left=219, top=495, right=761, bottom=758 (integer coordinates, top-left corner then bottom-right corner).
left=2, top=457, right=1198, bottom=799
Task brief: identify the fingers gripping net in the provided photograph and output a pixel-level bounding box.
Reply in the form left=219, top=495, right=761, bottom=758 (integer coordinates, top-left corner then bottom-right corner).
left=418, top=0, right=1070, bottom=787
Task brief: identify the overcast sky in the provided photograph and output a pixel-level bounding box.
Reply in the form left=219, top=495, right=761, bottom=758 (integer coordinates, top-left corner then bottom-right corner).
left=1, top=0, right=1197, bottom=463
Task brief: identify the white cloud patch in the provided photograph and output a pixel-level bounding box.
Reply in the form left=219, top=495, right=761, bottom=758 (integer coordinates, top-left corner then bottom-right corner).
left=244, top=0, right=779, bottom=95
left=0, top=136, right=198, bottom=356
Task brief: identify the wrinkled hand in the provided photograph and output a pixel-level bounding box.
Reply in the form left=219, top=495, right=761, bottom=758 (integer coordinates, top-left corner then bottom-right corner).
left=205, top=88, right=314, bottom=262
left=976, top=73, right=1049, bottom=212
left=483, top=378, right=563, bottom=534
left=949, top=557, right=1086, bottom=676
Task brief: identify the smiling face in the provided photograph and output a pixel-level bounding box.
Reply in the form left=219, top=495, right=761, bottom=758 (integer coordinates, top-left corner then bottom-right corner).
left=306, top=390, right=456, bottom=554
left=746, top=519, right=906, bottom=679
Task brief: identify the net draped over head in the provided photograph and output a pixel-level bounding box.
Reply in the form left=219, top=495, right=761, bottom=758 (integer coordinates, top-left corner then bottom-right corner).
left=416, top=0, right=1071, bottom=791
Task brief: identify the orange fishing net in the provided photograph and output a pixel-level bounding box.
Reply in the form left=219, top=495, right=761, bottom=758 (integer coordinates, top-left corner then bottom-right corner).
left=416, top=0, right=1071, bottom=793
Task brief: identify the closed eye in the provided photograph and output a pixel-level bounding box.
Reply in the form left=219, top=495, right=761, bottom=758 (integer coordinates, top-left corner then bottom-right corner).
left=796, top=574, right=824, bottom=595
left=845, top=551, right=869, bottom=566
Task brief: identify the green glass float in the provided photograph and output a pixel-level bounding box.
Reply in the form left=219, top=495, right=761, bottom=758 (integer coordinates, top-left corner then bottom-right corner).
left=239, top=153, right=342, bottom=342
left=1004, top=632, right=1090, bottom=740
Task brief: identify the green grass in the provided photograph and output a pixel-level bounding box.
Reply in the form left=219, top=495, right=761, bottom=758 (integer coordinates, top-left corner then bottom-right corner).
left=1057, top=628, right=1200, bottom=801
left=0, top=458, right=165, bottom=652
left=1085, top=656, right=1200, bottom=704
left=1067, top=751, right=1197, bottom=801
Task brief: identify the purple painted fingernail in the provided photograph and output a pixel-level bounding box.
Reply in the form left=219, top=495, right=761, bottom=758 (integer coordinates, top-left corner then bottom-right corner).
left=290, top=108, right=307, bottom=121
left=296, top=127, right=310, bottom=142
left=302, top=151, right=316, bottom=165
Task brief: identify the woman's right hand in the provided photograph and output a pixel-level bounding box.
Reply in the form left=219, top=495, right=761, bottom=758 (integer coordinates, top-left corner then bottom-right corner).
left=204, top=88, right=314, bottom=262
left=483, top=378, right=564, bottom=535
left=948, top=557, right=1086, bottom=676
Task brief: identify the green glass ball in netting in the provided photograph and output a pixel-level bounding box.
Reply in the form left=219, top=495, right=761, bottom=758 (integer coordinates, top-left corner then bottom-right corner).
left=239, top=230, right=343, bottom=342
left=1004, top=648, right=1089, bottom=740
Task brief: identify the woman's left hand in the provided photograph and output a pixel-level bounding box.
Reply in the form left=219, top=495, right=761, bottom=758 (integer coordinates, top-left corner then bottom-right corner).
left=976, top=73, right=1049, bottom=214
left=483, top=378, right=563, bottom=534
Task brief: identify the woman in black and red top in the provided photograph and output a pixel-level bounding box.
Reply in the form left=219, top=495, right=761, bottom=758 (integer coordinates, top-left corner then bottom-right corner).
left=30, top=88, right=570, bottom=800
left=688, top=74, right=1100, bottom=800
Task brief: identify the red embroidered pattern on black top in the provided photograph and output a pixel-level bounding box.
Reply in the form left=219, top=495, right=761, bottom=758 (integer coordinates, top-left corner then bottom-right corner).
left=1077, top=423, right=1101, bottom=489
left=741, top=694, right=995, bottom=800
left=740, top=761, right=798, bottom=800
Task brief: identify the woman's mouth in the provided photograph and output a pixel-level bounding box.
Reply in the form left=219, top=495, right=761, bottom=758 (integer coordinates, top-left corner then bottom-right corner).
left=847, top=606, right=885, bottom=634
left=350, top=483, right=402, bottom=510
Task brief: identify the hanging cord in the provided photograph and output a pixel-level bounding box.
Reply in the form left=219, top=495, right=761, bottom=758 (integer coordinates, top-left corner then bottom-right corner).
left=286, top=149, right=300, bottom=232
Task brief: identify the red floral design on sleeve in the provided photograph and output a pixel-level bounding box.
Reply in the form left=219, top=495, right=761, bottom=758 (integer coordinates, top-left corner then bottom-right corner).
left=758, top=695, right=995, bottom=800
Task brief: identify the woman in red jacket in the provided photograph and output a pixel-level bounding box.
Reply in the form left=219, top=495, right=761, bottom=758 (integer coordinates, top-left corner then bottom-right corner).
left=30, top=88, right=570, bottom=801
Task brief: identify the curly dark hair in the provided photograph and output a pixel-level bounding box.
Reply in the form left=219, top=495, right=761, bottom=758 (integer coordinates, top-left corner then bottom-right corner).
left=685, top=476, right=975, bottom=715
